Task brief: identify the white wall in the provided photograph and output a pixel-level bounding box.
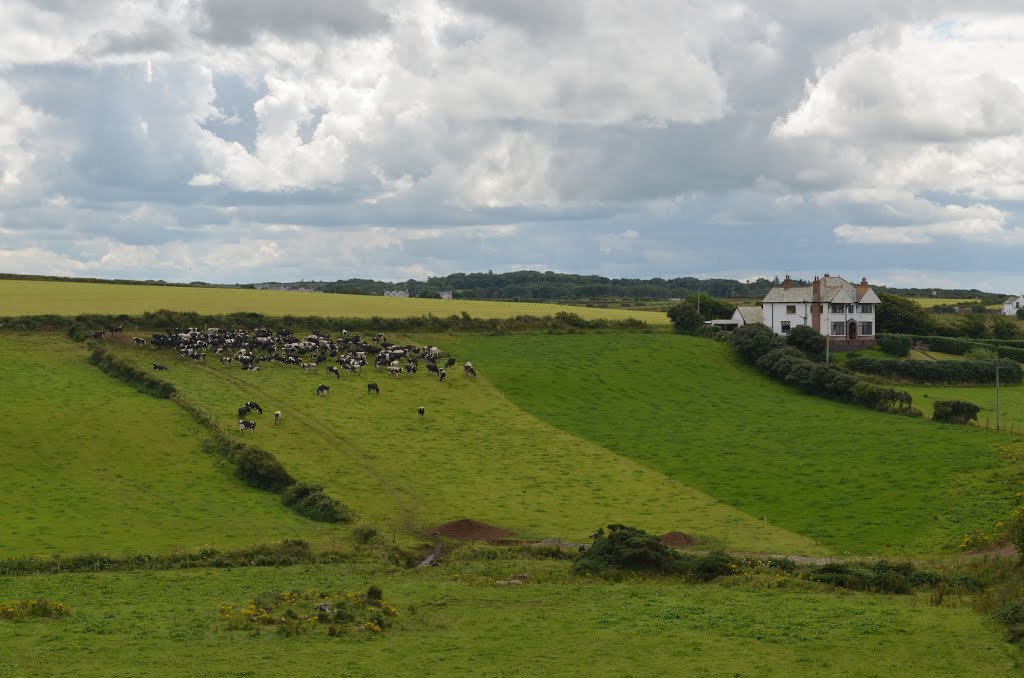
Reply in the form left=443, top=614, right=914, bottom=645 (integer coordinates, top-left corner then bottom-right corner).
left=764, top=302, right=875, bottom=336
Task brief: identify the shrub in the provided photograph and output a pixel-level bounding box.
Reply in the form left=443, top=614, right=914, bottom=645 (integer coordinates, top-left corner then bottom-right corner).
left=786, top=325, right=826, bottom=360
left=572, top=525, right=686, bottom=576
left=847, top=356, right=1021, bottom=384
left=933, top=400, right=981, bottom=424
left=965, top=346, right=999, bottom=361
left=235, top=448, right=295, bottom=493
left=850, top=383, right=913, bottom=411
left=353, top=525, right=380, bottom=544
left=730, top=324, right=786, bottom=362
left=667, top=302, right=702, bottom=334
left=281, top=483, right=355, bottom=523
left=878, top=334, right=912, bottom=357
left=689, top=551, right=735, bottom=582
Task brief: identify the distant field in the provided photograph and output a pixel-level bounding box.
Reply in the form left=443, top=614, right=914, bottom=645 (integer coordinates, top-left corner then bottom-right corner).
left=0, top=333, right=340, bottom=556
left=444, top=333, right=1017, bottom=555
left=1, top=561, right=1018, bottom=677
left=0, top=279, right=669, bottom=323
left=911, top=297, right=979, bottom=308
left=102, top=334, right=815, bottom=554
left=900, top=382, right=1024, bottom=434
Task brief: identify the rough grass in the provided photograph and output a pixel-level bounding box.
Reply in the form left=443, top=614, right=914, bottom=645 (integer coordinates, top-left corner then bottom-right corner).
left=0, top=333, right=341, bottom=557
left=100, top=335, right=817, bottom=554
left=442, top=333, right=1017, bottom=556
left=0, top=279, right=668, bottom=323
left=900, top=382, right=1024, bottom=435
left=910, top=297, right=980, bottom=308
left=0, top=560, right=1019, bottom=677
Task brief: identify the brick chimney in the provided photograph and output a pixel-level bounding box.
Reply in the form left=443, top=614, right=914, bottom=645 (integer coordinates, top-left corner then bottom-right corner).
left=856, top=277, right=869, bottom=300
left=811, top=276, right=821, bottom=332
left=783, top=274, right=791, bottom=290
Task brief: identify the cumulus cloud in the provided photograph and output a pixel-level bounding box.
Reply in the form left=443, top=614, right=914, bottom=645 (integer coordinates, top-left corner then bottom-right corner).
left=4, top=2, right=1024, bottom=287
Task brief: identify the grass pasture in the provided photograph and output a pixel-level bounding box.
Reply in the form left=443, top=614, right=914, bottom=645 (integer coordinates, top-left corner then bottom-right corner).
left=0, top=279, right=668, bottom=323
left=0, top=333, right=340, bottom=556
left=100, top=335, right=817, bottom=554
left=911, top=297, right=980, bottom=308
left=0, top=560, right=1019, bottom=677
left=442, top=333, right=1018, bottom=555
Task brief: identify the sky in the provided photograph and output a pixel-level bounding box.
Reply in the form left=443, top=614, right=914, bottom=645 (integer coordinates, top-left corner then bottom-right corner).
left=3, top=1, right=1024, bottom=291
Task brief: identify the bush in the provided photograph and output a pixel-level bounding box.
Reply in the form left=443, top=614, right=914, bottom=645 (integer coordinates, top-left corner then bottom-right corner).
left=965, top=346, right=999, bottom=361
left=932, top=400, right=981, bottom=424
left=850, top=382, right=913, bottom=411
left=281, top=483, right=355, bottom=523
left=730, top=323, right=786, bottom=362
left=235, top=447, right=295, bottom=493
left=847, top=356, right=1021, bottom=384
left=878, top=334, right=912, bottom=357
left=353, top=525, right=380, bottom=544
left=667, top=302, right=702, bottom=334
left=689, top=550, right=735, bottom=582
left=786, top=325, right=826, bottom=360
left=572, top=525, right=686, bottom=576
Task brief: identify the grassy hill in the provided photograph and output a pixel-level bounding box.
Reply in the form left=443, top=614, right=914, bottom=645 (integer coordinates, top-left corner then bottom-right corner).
left=0, top=279, right=668, bottom=323
left=443, top=333, right=1017, bottom=555
left=0, top=333, right=341, bottom=556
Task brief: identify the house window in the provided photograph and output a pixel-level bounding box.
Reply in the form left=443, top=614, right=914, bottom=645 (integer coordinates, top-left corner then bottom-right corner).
left=847, top=304, right=855, bottom=313
left=786, top=305, right=797, bottom=314
left=858, top=304, right=873, bottom=313
left=830, top=304, right=845, bottom=313
left=780, top=321, right=791, bottom=334
left=860, top=322, right=873, bottom=335
left=831, top=322, right=845, bottom=336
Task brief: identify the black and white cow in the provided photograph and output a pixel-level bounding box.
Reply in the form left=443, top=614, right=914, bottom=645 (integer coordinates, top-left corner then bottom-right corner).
left=328, top=366, right=340, bottom=379
left=417, top=406, right=425, bottom=418
left=439, top=368, right=446, bottom=383
left=245, top=401, right=263, bottom=414
left=133, top=337, right=146, bottom=346
left=426, top=363, right=439, bottom=374
left=367, top=382, right=380, bottom=394
left=238, top=420, right=256, bottom=432
left=153, top=363, right=168, bottom=371
left=238, top=405, right=251, bottom=419
left=445, top=357, right=456, bottom=369
left=317, top=384, right=330, bottom=396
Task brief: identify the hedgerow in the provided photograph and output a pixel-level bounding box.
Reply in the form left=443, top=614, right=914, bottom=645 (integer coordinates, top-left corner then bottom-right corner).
left=847, top=356, right=1021, bottom=384
left=878, top=333, right=912, bottom=357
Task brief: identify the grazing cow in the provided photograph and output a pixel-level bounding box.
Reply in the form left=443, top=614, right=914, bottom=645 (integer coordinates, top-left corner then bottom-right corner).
left=426, top=363, right=439, bottom=374
left=93, top=330, right=105, bottom=340
left=317, top=384, right=330, bottom=396
left=238, top=420, right=256, bottom=432
left=405, top=363, right=416, bottom=374
left=417, top=406, right=425, bottom=418
left=274, top=410, right=282, bottom=426
left=153, top=363, right=168, bottom=371
left=245, top=401, right=263, bottom=414
left=465, top=365, right=477, bottom=377
left=387, top=365, right=403, bottom=377
left=133, top=337, right=146, bottom=346
left=106, top=323, right=123, bottom=335
left=238, top=405, right=251, bottom=419
left=328, top=366, right=340, bottom=379
left=367, top=382, right=380, bottom=394
left=439, top=368, right=446, bottom=383
left=445, top=357, right=456, bottom=369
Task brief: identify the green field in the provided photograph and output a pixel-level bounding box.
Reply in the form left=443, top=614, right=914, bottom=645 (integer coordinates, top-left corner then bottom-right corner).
left=3, top=319, right=1024, bottom=674
left=0, top=334, right=341, bottom=555
left=0, top=279, right=668, bottom=323
left=443, top=334, right=1016, bottom=555
left=900, top=382, right=1024, bottom=435
left=1, top=561, right=1019, bottom=677
left=911, top=297, right=980, bottom=308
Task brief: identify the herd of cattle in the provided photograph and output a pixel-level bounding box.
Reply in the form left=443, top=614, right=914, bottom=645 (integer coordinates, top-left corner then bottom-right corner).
left=122, top=326, right=476, bottom=433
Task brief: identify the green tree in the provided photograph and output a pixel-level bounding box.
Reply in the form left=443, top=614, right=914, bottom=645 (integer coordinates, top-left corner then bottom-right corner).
left=876, top=294, right=934, bottom=335
left=1016, top=308, right=1024, bottom=321
left=786, top=325, right=827, bottom=360
left=992, top=315, right=1019, bottom=340
left=684, top=292, right=735, bottom=322
left=959, top=314, right=989, bottom=339
left=667, top=301, right=702, bottom=334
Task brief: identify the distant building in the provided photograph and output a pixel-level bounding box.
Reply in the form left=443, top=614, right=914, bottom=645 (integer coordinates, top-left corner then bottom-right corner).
left=384, top=290, right=409, bottom=298
left=1003, top=295, right=1024, bottom=316
left=707, top=306, right=762, bottom=331
left=761, top=274, right=879, bottom=345
left=439, top=290, right=453, bottom=300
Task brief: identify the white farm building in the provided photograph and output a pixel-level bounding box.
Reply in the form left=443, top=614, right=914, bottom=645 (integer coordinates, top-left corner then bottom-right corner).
left=761, top=274, right=880, bottom=345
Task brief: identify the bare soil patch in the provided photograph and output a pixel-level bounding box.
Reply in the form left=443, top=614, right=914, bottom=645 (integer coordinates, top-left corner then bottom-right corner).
left=660, top=531, right=698, bottom=547
left=432, top=519, right=511, bottom=541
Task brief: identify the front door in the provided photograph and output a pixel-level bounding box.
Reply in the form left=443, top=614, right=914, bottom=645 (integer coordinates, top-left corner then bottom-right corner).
left=847, top=320, right=857, bottom=340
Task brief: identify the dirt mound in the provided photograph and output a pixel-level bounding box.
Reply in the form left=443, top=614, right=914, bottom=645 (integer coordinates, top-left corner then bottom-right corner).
left=660, top=531, right=698, bottom=547
left=432, top=519, right=511, bottom=541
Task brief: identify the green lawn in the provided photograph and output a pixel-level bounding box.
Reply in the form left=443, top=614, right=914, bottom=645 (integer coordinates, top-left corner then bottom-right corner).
left=0, top=559, right=1018, bottom=677
left=0, top=279, right=668, bottom=323
left=0, top=333, right=341, bottom=557
left=911, top=297, right=979, bottom=308
left=901, top=382, right=1024, bottom=435
left=100, top=335, right=816, bottom=555
left=443, top=333, right=1017, bottom=556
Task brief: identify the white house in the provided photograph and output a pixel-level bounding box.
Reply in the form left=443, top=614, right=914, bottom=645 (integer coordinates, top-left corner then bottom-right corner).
left=762, top=274, right=880, bottom=343
left=1003, top=296, right=1024, bottom=316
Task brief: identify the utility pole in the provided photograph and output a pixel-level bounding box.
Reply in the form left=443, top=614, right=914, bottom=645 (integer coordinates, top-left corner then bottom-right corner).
left=996, top=363, right=1001, bottom=432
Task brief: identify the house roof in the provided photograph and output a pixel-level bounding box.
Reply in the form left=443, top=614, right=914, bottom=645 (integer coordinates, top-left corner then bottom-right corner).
left=1005, top=296, right=1024, bottom=304
left=763, top=275, right=878, bottom=305
left=736, top=306, right=763, bottom=324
